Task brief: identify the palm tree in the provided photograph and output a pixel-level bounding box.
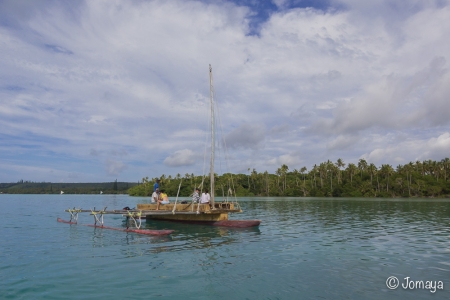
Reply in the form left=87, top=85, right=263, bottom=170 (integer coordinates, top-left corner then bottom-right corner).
left=433, top=161, right=442, bottom=181
left=251, top=168, right=257, bottom=190
left=280, top=164, right=289, bottom=193
left=318, top=162, right=327, bottom=188
left=423, top=160, right=433, bottom=176
left=442, top=158, right=450, bottom=181
left=335, top=158, right=345, bottom=184
left=275, top=167, right=282, bottom=192
left=160, top=174, right=166, bottom=186
left=415, top=161, right=423, bottom=176
left=380, top=164, right=394, bottom=193
left=300, top=181, right=308, bottom=197
left=310, top=164, right=318, bottom=188
left=300, top=166, right=307, bottom=186
left=346, top=163, right=358, bottom=186
left=404, top=163, right=413, bottom=196
left=327, top=160, right=335, bottom=190
left=358, top=159, right=368, bottom=179
left=263, top=170, right=270, bottom=196
left=367, top=163, right=377, bottom=185
left=191, top=173, right=196, bottom=188
left=292, top=168, right=299, bottom=186
left=247, top=168, right=251, bottom=191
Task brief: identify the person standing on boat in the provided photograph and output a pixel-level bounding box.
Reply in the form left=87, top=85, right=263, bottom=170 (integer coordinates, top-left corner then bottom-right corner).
left=200, top=189, right=210, bottom=204
left=151, top=188, right=160, bottom=203
left=192, top=188, right=200, bottom=203
left=153, top=179, right=160, bottom=192
left=156, top=189, right=169, bottom=210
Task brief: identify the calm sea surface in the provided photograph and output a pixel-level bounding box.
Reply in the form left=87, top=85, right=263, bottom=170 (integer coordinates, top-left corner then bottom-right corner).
left=1, top=194, right=450, bottom=299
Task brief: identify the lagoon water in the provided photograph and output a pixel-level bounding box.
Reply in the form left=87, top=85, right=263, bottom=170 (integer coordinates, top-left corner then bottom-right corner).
left=1, top=194, right=450, bottom=299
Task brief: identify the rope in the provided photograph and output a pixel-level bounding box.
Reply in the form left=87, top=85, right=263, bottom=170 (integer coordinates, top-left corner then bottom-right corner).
left=126, top=210, right=142, bottom=229
left=90, top=207, right=107, bottom=226
left=214, top=91, right=240, bottom=209
left=68, top=207, right=82, bottom=222
left=172, top=179, right=183, bottom=214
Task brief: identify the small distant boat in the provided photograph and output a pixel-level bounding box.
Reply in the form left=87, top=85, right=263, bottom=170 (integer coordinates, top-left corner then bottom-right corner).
left=100, top=191, right=103, bottom=194
left=60, top=191, right=64, bottom=194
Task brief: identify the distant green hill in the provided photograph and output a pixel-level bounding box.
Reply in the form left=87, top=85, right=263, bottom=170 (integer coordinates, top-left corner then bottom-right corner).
left=0, top=181, right=138, bottom=194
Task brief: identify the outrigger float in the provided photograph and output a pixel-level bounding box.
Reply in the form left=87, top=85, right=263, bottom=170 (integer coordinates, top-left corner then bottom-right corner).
left=57, top=207, right=174, bottom=236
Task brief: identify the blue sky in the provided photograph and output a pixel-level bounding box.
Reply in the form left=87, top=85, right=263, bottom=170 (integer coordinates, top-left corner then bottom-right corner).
left=1, top=0, right=450, bottom=183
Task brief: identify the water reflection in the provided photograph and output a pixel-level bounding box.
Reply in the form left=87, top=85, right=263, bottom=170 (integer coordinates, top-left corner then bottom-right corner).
left=65, top=216, right=261, bottom=257
left=143, top=220, right=261, bottom=253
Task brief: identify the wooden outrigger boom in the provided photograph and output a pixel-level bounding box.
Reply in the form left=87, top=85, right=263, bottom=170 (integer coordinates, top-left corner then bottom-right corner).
left=57, top=207, right=175, bottom=236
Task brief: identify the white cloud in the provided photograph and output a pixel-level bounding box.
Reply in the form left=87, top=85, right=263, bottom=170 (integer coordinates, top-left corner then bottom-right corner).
left=86, top=115, right=107, bottom=124
left=225, top=123, right=266, bottom=150
left=164, top=149, right=198, bottom=167
left=268, top=153, right=302, bottom=168
left=327, top=134, right=359, bottom=150
left=423, top=132, right=450, bottom=160
left=365, top=132, right=450, bottom=166
left=105, top=159, right=127, bottom=176
left=0, top=0, right=449, bottom=181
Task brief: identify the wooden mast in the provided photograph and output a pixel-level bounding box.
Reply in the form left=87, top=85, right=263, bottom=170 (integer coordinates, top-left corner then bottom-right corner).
left=132, top=65, right=260, bottom=227
left=209, top=64, right=215, bottom=206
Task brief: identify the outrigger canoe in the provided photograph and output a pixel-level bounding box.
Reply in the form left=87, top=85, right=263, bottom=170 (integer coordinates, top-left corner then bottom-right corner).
left=57, top=208, right=174, bottom=236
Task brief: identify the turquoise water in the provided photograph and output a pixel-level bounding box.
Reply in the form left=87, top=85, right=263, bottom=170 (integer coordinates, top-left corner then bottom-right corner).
left=1, top=195, right=449, bottom=299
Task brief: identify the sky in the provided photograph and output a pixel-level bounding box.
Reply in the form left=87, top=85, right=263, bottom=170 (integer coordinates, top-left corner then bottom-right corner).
left=1, top=0, right=450, bottom=183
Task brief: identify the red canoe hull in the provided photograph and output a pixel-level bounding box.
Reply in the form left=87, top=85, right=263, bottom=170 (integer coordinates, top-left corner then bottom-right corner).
left=85, top=224, right=174, bottom=235
left=57, top=218, right=77, bottom=224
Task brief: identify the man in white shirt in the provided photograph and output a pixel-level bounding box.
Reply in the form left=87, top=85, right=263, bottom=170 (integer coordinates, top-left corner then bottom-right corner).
left=152, top=188, right=160, bottom=203
left=200, top=189, right=210, bottom=204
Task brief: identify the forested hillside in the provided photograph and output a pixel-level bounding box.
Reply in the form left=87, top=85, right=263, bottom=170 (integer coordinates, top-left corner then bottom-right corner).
left=129, top=158, right=450, bottom=198
left=3, top=158, right=448, bottom=197
left=0, top=180, right=137, bottom=194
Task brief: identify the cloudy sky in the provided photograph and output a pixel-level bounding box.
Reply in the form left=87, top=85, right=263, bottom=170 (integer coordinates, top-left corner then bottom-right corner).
left=1, top=0, right=449, bottom=183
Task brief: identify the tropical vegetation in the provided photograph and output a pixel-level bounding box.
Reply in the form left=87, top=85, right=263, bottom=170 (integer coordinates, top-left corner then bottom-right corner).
left=128, top=158, right=450, bottom=198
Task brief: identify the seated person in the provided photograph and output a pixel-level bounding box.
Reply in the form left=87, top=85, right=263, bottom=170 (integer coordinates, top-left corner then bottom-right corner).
left=200, top=189, right=210, bottom=204
left=151, top=188, right=160, bottom=203
left=156, top=189, right=169, bottom=211
left=192, top=188, right=200, bottom=203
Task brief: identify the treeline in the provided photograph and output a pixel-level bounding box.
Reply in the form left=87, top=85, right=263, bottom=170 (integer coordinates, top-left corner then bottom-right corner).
left=0, top=180, right=137, bottom=194
left=128, top=158, right=450, bottom=198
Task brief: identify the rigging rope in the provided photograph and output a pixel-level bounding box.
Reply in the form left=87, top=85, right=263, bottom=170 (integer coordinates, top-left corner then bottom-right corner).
left=215, top=94, right=240, bottom=209
left=172, top=179, right=183, bottom=214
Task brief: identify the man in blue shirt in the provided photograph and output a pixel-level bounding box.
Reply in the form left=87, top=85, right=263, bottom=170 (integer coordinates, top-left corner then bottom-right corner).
left=154, top=179, right=160, bottom=192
